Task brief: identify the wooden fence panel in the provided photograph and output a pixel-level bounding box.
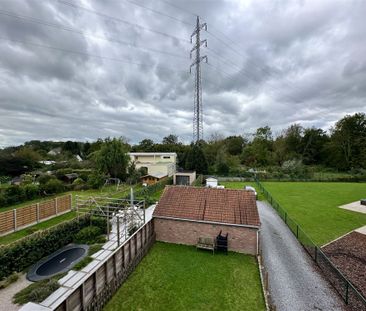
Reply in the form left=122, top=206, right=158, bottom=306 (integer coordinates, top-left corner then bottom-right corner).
left=67, top=287, right=82, bottom=311
left=84, top=275, right=95, bottom=307
left=16, top=204, right=37, bottom=228
left=0, top=195, right=72, bottom=236
left=0, top=210, right=14, bottom=234
left=57, top=195, right=72, bottom=213
left=96, top=265, right=106, bottom=294
left=39, top=200, right=55, bottom=220
left=106, top=258, right=114, bottom=283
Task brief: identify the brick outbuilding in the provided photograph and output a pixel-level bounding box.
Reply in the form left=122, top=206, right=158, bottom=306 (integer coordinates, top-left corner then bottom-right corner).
left=153, top=186, right=260, bottom=255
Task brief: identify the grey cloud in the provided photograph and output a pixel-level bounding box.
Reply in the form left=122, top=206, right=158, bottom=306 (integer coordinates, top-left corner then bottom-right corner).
left=0, top=0, right=366, bottom=147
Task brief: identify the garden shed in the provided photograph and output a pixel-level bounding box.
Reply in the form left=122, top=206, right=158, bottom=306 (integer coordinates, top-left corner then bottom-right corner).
left=153, top=186, right=260, bottom=255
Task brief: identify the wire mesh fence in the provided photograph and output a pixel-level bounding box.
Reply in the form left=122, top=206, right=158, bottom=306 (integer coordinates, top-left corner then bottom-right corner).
left=255, top=178, right=366, bottom=311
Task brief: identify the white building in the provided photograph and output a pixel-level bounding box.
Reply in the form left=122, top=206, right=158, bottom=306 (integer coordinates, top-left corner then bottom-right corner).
left=128, top=152, right=177, bottom=177
left=173, top=171, right=196, bottom=186
left=206, top=177, right=218, bottom=188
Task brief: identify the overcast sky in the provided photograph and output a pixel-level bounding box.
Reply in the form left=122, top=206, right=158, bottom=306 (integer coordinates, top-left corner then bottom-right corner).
left=0, top=0, right=365, bottom=147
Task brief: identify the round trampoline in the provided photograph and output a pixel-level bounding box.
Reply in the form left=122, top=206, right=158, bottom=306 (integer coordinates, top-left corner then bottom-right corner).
left=27, top=244, right=89, bottom=281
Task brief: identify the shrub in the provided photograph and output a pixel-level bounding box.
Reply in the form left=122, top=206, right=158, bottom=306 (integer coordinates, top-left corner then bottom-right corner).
left=13, top=278, right=59, bottom=305
left=41, top=179, right=64, bottom=194
left=0, top=193, right=7, bottom=207
left=55, top=168, right=73, bottom=180
left=73, top=177, right=85, bottom=185
left=0, top=215, right=106, bottom=280
left=74, top=226, right=102, bottom=244
left=87, top=173, right=105, bottom=189
left=37, top=174, right=56, bottom=185
left=23, top=184, right=40, bottom=200
left=0, top=272, right=19, bottom=289
left=5, top=185, right=26, bottom=205
left=73, top=256, right=93, bottom=271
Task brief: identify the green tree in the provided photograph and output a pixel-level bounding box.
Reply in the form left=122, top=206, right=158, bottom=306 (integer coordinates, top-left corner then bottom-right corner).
left=224, top=136, right=246, bottom=156
left=185, top=143, right=208, bottom=174
left=92, top=138, right=129, bottom=179
left=301, top=128, right=329, bottom=165
left=215, top=147, right=230, bottom=175
left=329, top=113, right=366, bottom=169
left=162, top=134, right=179, bottom=145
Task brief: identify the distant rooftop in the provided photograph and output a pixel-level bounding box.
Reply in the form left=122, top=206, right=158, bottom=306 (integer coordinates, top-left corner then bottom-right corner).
left=128, top=152, right=177, bottom=156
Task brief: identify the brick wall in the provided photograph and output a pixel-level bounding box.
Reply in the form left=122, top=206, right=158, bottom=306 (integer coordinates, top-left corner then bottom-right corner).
left=154, top=218, right=258, bottom=255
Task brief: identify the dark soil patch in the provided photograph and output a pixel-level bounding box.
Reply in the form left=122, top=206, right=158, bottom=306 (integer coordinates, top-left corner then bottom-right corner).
left=323, top=232, right=366, bottom=300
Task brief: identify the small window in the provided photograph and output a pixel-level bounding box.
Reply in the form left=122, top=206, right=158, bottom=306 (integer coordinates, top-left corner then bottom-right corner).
left=163, top=156, right=170, bottom=159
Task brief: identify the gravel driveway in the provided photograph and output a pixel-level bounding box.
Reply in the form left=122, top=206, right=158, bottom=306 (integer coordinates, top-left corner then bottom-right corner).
left=258, top=201, right=345, bottom=311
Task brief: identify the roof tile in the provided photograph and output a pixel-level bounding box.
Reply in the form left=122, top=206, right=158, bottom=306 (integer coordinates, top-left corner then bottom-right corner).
left=153, top=186, right=260, bottom=226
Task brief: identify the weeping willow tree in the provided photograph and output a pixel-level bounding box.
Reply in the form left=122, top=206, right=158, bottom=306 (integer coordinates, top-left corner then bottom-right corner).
left=92, top=137, right=130, bottom=180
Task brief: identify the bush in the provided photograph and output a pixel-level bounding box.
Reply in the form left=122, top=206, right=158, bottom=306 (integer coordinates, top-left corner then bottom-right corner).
left=37, top=174, right=56, bottom=185
left=0, top=272, right=19, bottom=289
left=73, top=256, right=93, bottom=271
left=0, top=215, right=107, bottom=280
left=23, top=184, right=40, bottom=200
left=5, top=185, right=26, bottom=205
left=87, top=173, right=105, bottom=189
left=0, top=193, right=7, bottom=207
left=41, top=179, right=64, bottom=194
left=74, top=226, right=102, bottom=244
left=13, top=278, right=59, bottom=305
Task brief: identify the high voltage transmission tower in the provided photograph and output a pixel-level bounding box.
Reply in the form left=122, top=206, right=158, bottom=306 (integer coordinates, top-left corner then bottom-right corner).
left=190, top=16, right=207, bottom=142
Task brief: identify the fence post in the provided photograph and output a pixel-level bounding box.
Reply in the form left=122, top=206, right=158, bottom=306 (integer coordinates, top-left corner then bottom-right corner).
left=13, top=209, right=17, bottom=232
left=117, top=216, right=120, bottom=247
left=55, top=197, right=58, bottom=215
left=36, top=203, right=40, bottom=223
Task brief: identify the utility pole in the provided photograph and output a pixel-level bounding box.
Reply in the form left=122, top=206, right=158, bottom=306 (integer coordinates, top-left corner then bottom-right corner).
left=190, top=16, right=207, bottom=143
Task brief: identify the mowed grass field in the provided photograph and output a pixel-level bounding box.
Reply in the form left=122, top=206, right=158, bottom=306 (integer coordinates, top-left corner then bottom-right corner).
left=223, top=181, right=366, bottom=245
left=104, top=242, right=265, bottom=311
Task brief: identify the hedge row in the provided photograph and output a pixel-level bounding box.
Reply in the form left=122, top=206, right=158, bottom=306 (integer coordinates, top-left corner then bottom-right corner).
left=0, top=215, right=107, bottom=280
left=125, top=177, right=173, bottom=202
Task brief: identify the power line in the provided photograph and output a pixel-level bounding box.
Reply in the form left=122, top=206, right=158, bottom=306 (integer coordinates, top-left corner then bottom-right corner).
left=58, top=1, right=190, bottom=44
left=206, top=29, right=305, bottom=96
left=0, top=36, right=190, bottom=75
left=156, top=0, right=197, bottom=17
left=0, top=9, right=189, bottom=60
left=125, top=0, right=192, bottom=26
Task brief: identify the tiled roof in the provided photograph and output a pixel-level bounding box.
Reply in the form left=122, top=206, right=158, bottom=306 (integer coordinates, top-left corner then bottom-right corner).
left=153, top=186, right=260, bottom=227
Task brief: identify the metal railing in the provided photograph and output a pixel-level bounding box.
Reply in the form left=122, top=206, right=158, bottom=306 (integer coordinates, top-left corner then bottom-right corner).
left=255, top=178, right=366, bottom=311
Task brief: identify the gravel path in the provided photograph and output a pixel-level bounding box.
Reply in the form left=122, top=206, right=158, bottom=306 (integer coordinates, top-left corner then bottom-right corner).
left=258, top=201, right=345, bottom=311
left=0, top=274, right=32, bottom=311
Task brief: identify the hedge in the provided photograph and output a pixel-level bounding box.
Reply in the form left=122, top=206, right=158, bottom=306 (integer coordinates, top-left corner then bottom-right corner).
left=0, top=215, right=107, bottom=280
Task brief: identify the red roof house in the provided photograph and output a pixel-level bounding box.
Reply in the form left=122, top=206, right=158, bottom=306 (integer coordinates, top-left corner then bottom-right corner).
left=153, top=186, right=260, bottom=255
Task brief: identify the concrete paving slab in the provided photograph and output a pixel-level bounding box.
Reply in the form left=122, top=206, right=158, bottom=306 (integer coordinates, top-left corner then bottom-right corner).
left=339, top=201, right=366, bottom=214
left=355, top=225, right=366, bottom=235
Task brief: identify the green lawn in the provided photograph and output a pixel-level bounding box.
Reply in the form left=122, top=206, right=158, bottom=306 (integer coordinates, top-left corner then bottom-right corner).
left=223, top=181, right=366, bottom=246
left=104, top=242, right=265, bottom=311
left=261, top=182, right=366, bottom=245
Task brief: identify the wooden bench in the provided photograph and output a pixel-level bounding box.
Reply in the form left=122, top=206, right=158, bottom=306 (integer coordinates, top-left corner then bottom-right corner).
left=196, top=237, right=215, bottom=254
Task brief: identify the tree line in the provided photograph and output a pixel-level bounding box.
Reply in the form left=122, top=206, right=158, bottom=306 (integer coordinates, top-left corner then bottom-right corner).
left=0, top=112, right=365, bottom=178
